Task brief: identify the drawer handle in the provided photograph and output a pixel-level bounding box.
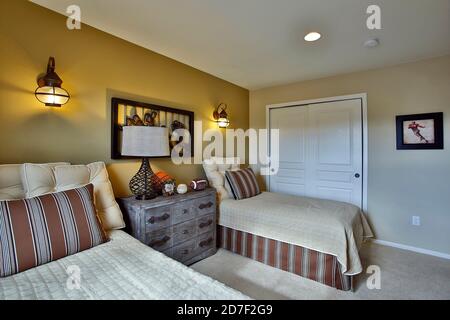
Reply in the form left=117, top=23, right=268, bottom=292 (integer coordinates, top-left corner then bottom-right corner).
left=149, top=235, right=170, bottom=247
left=148, top=213, right=170, bottom=224
left=182, top=229, right=189, bottom=235
left=199, top=219, right=213, bottom=229
left=181, top=249, right=189, bottom=255
left=199, top=201, right=213, bottom=210
left=182, top=209, right=189, bottom=214
left=199, top=237, right=213, bottom=248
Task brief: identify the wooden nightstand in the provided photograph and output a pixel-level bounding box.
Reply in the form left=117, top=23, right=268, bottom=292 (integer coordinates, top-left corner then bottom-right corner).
left=118, top=188, right=217, bottom=265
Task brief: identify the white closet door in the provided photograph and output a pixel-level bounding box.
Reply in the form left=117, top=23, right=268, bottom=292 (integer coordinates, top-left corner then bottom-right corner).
left=268, top=99, right=363, bottom=208
left=269, top=106, right=308, bottom=196
left=308, top=100, right=362, bottom=207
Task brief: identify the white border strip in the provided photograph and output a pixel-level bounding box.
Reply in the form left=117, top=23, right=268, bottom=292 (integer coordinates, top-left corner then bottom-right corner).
left=372, top=239, right=450, bottom=260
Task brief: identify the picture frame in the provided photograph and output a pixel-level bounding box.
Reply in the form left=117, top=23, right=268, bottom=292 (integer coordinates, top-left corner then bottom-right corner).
left=396, top=112, right=443, bottom=150
left=111, top=97, right=194, bottom=159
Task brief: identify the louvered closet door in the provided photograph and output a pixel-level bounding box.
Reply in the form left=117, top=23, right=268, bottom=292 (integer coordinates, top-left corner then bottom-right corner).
left=269, top=99, right=363, bottom=208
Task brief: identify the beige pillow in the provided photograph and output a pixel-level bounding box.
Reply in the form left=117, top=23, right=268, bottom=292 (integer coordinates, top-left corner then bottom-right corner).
left=21, top=162, right=125, bottom=230
left=86, top=162, right=125, bottom=230
left=0, top=164, right=26, bottom=200
left=202, top=157, right=240, bottom=201
left=22, top=163, right=62, bottom=198
left=55, top=165, right=90, bottom=191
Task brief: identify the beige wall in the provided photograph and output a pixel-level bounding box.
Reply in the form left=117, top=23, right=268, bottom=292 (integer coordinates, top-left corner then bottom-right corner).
left=0, top=0, right=249, bottom=197
left=250, top=55, right=450, bottom=254
left=1, top=1, right=448, bottom=255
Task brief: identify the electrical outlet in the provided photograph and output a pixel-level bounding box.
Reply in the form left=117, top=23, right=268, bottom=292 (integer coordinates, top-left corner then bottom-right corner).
left=412, top=216, right=421, bottom=226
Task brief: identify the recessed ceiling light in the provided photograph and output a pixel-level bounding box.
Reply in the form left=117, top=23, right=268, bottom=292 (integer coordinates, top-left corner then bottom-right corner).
left=304, top=32, right=322, bottom=42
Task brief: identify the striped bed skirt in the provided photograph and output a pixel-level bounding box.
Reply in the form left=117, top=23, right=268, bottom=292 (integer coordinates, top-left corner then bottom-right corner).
left=217, top=225, right=353, bottom=291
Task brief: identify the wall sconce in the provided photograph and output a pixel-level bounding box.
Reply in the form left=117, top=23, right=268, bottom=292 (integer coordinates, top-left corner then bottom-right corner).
left=213, top=103, right=230, bottom=128
left=35, top=57, right=70, bottom=107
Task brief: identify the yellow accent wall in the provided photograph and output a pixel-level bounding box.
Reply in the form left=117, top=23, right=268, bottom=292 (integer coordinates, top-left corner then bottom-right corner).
left=0, top=0, right=249, bottom=197
left=250, top=55, right=450, bottom=254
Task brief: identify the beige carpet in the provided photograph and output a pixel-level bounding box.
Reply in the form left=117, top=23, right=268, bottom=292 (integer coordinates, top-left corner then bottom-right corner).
left=191, top=242, right=450, bottom=300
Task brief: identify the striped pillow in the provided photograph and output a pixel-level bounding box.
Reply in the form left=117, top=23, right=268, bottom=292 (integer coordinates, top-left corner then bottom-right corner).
left=225, top=168, right=261, bottom=200
left=0, top=184, right=107, bottom=277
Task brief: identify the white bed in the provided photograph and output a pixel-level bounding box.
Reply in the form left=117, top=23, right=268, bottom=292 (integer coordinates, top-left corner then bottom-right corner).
left=0, top=230, right=249, bottom=300
left=219, top=192, right=373, bottom=275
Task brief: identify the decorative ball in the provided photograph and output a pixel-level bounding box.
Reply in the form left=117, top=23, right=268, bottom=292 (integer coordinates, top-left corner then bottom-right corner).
left=190, top=179, right=208, bottom=191
left=177, top=184, right=188, bottom=194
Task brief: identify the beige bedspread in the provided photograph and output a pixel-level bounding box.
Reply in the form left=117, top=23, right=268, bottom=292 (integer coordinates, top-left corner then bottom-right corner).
left=219, top=192, right=373, bottom=275
left=0, top=230, right=249, bottom=300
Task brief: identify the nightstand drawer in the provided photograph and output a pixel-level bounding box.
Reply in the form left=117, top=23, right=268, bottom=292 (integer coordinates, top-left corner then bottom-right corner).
left=172, top=220, right=197, bottom=245
left=192, top=196, right=215, bottom=216
left=197, top=214, right=215, bottom=235
left=196, top=232, right=215, bottom=253
left=172, top=203, right=196, bottom=225
left=164, top=232, right=215, bottom=263
left=145, top=228, right=173, bottom=251
left=165, top=239, right=197, bottom=262
left=147, top=219, right=197, bottom=250
left=145, top=206, right=172, bottom=231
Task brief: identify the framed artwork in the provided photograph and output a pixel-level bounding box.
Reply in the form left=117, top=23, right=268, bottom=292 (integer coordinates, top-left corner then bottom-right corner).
left=396, top=112, right=443, bottom=150
left=111, top=98, right=194, bottom=159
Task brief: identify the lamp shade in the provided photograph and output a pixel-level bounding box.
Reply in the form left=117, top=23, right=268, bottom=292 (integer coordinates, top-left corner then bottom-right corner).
left=121, top=126, right=170, bottom=157
left=35, top=86, right=70, bottom=106
left=217, top=117, right=230, bottom=128
left=35, top=57, right=70, bottom=107
left=213, top=103, right=230, bottom=128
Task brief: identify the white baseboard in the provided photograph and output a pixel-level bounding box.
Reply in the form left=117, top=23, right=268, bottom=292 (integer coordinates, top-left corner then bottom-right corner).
left=371, top=239, right=450, bottom=260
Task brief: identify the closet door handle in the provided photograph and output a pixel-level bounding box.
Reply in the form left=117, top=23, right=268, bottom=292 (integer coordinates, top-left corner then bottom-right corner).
left=354, top=173, right=360, bottom=178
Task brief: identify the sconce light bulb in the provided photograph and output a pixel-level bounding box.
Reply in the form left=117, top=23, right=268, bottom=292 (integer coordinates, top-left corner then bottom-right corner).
left=218, top=118, right=230, bottom=128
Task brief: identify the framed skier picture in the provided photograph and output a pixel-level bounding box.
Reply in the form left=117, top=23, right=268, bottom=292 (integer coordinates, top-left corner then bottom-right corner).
left=396, top=112, right=443, bottom=150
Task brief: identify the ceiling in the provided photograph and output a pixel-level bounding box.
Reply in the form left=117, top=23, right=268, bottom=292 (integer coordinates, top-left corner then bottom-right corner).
left=33, top=0, right=450, bottom=90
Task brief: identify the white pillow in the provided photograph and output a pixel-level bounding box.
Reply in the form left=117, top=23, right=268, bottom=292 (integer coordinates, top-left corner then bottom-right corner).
left=21, top=162, right=125, bottom=230
left=55, top=165, right=90, bottom=191
left=22, top=163, right=63, bottom=198
left=14, top=162, right=70, bottom=199
left=86, top=162, right=125, bottom=230
left=0, top=164, right=26, bottom=200
left=202, top=157, right=240, bottom=201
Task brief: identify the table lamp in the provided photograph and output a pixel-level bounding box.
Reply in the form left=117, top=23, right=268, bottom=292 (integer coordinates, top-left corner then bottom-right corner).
left=122, top=126, right=170, bottom=200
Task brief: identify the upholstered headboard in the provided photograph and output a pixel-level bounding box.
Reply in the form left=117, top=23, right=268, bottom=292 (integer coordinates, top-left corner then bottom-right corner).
left=0, top=162, right=125, bottom=230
